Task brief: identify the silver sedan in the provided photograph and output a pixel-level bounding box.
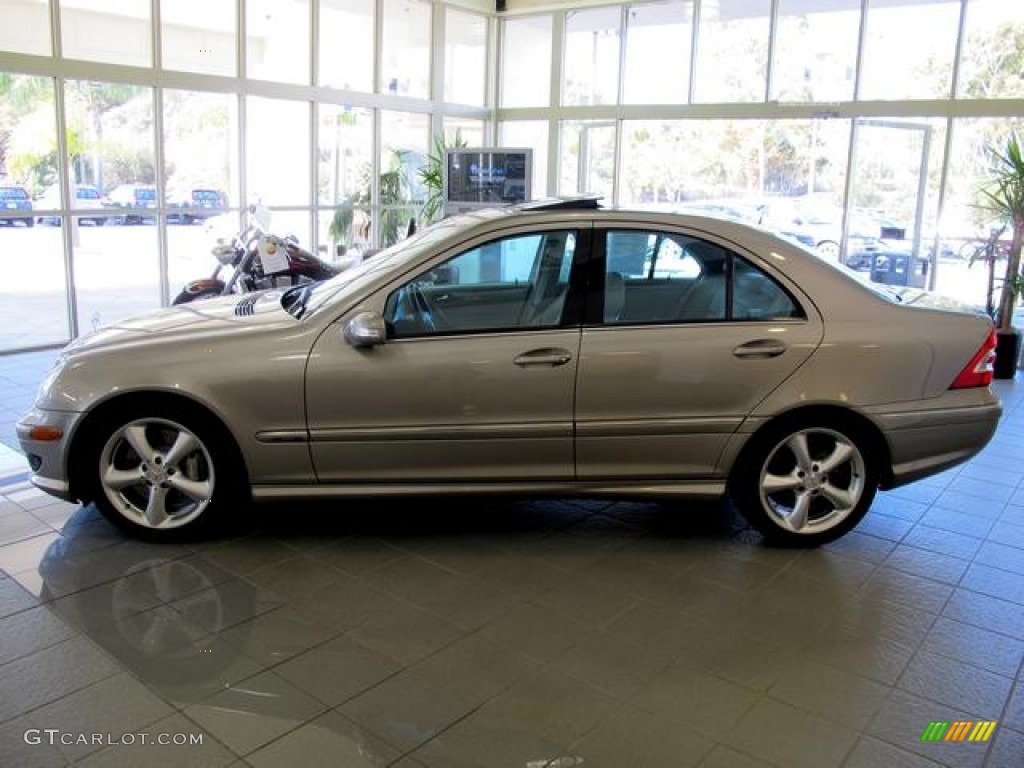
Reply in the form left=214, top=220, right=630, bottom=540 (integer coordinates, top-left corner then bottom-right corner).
left=18, top=198, right=1001, bottom=546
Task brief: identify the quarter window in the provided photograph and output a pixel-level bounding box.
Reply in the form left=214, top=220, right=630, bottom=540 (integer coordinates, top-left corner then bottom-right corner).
left=385, top=231, right=577, bottom=337
left=602, top=230, right=802, bottom=324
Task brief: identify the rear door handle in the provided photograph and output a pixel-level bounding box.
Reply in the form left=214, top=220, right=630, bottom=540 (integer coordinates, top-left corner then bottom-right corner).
left=514, top=347, right=573, bottom=367
left=733, top=339, right=788, bottom=359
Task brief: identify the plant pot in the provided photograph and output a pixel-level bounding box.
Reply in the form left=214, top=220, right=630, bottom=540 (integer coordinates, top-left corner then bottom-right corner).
left=994, top=329, right=1022, bottom=379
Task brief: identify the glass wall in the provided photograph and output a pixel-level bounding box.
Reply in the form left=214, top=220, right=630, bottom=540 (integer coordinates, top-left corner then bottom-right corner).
left=501, top=0, right=1023, bottom=309
left=61, top=0, right=152, bottom=67
left=773, top=0, right=860, bottom=102
left=379, top=110, right=429, bottom=247
left=623, top=2, right=693, bottom=105
left=694, top=0, right=771, bottom=103
left=445, top=8, right=488, bottom=106
left=247, top=0, right=311, bottom=84
left=563, top=7, right=621, bottom=106
left=380, top=0, right=431, bottom=98
left=859, top=0, right=961, bottom=100
left=161, top=0, right=236, bottom=76
left=319, top=0, right=374, bottom=91
left=957, top=0, right=1024, bottom=99
left=0, top=74, right=68, bottom=349
left=559, top=120, right=615, bottom=200
left=0, top=0, right=51, bottom=56
left=63, top=81, right=161, bottom=332
left=500, top=15, right=552, bottom=108
left=164, top=91, right=239, bottom=296
left=317, top=104, right=373, bottom=256
left=0, top=0, right=489, bottom=352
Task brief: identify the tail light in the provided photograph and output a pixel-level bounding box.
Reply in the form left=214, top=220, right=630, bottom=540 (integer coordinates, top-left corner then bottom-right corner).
left=950, top=329, right=997, bottom=389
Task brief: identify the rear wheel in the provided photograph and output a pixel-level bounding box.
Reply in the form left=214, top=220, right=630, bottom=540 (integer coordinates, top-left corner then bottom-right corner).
left=86, top=405, right=244, bottom=539
left=730, top=420, right=877, bottom=547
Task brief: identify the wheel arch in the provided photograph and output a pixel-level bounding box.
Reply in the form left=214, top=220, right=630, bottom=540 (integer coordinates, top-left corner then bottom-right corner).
left=68, top=390, right=250, bottom=502
left=729, top=404, right=893, bottom=489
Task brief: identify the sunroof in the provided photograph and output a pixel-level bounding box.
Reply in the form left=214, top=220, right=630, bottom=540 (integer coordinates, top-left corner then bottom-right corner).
left=518, top=195, right=604, bottom=211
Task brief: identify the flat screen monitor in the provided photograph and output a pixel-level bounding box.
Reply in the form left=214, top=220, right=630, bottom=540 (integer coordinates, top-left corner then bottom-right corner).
left=444, top=147, right=532, bottom=216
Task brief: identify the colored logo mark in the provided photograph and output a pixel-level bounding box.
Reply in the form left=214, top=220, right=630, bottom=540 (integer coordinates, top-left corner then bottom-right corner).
left=921, top=721, right=997, bottom=742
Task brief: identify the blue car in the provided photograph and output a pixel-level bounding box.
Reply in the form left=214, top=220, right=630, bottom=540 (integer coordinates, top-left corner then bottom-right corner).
left=0, top=185, right=34, bottom=227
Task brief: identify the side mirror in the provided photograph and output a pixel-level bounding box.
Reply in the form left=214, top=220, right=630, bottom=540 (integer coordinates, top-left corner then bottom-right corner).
left=343, top=311, right=387, bottom=348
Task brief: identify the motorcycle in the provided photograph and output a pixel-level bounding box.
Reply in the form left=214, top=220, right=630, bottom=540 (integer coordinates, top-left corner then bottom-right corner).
left=172, top=207, right=343, bottom=305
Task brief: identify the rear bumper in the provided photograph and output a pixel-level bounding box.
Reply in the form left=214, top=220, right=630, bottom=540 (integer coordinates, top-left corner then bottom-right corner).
left=868, top=397, right=1001, bottom=488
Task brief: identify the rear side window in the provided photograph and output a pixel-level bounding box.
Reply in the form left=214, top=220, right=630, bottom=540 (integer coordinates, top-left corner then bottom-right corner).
left=602, top=229, right=804, bottom=325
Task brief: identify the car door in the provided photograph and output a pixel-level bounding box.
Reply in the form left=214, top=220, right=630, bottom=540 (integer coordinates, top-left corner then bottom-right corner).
left=305, top=226, right=590, bottom=483
left=574, top=226, right=824, bottom=479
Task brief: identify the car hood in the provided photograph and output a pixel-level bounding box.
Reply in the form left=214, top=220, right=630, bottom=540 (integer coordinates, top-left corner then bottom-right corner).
left=64, top=291, right=289, bottom=356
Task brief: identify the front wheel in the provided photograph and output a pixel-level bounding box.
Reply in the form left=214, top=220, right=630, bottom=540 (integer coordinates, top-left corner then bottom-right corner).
left=87, top=407, right=244, bottom=539
left=730, top=421, right=878, bottom=547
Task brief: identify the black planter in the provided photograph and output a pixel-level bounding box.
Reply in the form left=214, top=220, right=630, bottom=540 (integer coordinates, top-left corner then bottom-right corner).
left=994, top=329, right=1022, bottom=379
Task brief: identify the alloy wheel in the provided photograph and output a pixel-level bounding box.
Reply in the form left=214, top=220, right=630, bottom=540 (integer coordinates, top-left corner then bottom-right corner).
left=99, top=418, right=215, bottom=530
left=757, top=427, right=866, bottom=535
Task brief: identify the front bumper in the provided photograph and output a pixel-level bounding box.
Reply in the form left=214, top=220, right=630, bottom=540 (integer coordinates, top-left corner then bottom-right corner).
left=16, top=408, right=86, bottom=502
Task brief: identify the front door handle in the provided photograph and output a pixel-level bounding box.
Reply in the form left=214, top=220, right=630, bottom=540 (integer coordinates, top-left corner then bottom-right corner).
left=514, top=347, right=573, bottom=367
left=733, top=339, right=788, bottom=359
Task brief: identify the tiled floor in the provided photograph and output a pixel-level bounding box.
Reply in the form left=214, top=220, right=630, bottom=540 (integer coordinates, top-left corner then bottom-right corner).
left=1, top=350, right=1023, bottom=768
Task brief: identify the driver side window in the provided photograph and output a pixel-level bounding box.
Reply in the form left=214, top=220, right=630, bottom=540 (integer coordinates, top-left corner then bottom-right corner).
left=384, top=231, right=577, bottom=337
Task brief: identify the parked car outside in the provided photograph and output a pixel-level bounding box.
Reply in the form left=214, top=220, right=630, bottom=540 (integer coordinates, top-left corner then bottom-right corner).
left=168, top=188, right=229, bottom=224
left=35, top=184, right=109, bottom=226
left=0, top=184, right=34, bottom=226
left=18, top=197, right=1000, bottom=547
left=107, top=183, right=157, bottom=224
left=756, top=200, right=889, bottom=265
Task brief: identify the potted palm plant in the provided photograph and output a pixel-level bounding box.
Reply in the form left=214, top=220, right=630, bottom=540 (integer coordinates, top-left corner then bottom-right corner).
left=328, top=196, right=355, bottom=257
left=418, top=129, right=467, bottom=225
left=979, top=131, right=1024, bottom=378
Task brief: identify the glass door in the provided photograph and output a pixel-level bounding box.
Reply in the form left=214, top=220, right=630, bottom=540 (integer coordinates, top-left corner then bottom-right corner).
left=848, top=119, right=933, bottom=277
left=560, top=120, right=616, bottom=202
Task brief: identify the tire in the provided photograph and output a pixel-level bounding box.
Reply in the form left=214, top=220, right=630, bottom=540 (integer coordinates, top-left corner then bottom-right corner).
left=25, top=218, right=34, bottom=228
left=729, top=418, right=878, bottom=547
left=172, top=289, right=220, bottom=305
left=85, top=404, right=245, bottom=539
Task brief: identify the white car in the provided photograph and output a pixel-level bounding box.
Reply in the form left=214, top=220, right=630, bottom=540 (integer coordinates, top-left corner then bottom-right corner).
left=36, top=184, right=109, bottom=226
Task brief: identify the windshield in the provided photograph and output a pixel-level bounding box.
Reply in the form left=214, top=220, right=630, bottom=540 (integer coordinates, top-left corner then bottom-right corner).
left=0, top=187, right=28, bottom=200
left=283, top=217, right=479, bottom=319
